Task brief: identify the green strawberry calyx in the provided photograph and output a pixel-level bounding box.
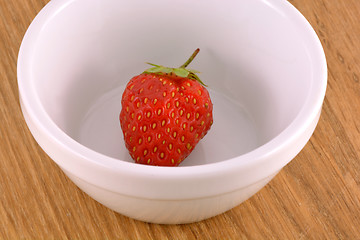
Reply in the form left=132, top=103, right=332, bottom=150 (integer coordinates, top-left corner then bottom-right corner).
left=144, top=48, right=207, bottom=86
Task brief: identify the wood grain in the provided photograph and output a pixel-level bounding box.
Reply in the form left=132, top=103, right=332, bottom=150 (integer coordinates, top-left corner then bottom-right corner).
left=1, top=0, right=360, bottom=239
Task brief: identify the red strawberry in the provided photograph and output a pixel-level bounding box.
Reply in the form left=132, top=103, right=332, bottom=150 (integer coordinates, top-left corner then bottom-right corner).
left=119, top=49, right=213, bottom=166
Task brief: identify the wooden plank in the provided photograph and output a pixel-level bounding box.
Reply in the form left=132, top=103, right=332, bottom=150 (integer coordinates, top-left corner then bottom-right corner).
left=1, top=0, right=359, bottom=238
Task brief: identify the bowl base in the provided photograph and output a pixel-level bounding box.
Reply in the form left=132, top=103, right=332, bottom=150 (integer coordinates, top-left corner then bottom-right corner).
left=75, top=85, right=260, bottom=165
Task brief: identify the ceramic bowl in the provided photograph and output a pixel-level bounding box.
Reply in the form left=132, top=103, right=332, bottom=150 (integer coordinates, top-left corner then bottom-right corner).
left=18, top=0, right=327, bottom=224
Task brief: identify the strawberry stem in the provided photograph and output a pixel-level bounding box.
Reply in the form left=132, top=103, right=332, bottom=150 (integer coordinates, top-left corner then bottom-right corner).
left=144, top=48, right=206, bottom=86
left=180, top=48, right=200, bottom=68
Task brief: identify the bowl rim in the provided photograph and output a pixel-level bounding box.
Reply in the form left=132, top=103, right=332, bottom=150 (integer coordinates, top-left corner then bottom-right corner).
left=17, top=0, right=327, bottom=188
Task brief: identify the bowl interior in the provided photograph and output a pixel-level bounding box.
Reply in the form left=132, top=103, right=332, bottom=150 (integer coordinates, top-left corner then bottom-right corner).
left=30, top=0, right=313, bottom=166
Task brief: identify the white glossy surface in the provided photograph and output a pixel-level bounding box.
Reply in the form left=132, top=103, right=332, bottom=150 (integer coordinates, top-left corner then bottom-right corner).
left=18, top=0, right=327, bottom=223
left=64, top=168, right=278, bottom=224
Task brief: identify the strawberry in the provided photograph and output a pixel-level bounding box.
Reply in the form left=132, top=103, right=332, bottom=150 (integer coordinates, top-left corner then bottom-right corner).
left=119, top=49, right=213, bottom=166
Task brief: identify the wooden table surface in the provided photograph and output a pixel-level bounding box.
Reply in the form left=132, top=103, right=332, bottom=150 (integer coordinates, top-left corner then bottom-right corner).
left=1, top=0, right=360, bottom=239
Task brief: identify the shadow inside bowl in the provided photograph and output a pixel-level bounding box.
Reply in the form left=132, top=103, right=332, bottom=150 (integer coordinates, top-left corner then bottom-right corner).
left=75, top=85, right=260, bottom=166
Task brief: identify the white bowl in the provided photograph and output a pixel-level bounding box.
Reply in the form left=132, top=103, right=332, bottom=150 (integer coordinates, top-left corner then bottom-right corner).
left=18, top=0, right=327, bottom=224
